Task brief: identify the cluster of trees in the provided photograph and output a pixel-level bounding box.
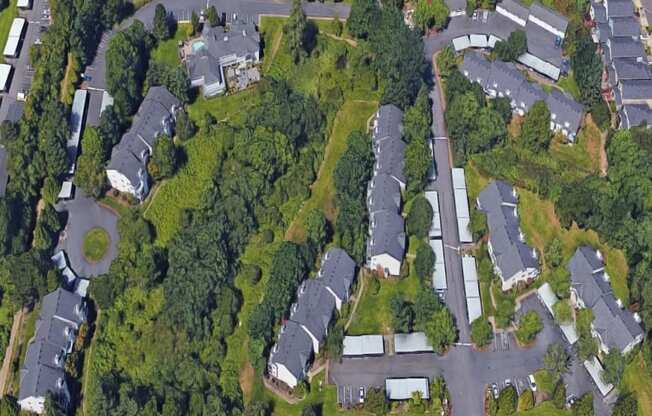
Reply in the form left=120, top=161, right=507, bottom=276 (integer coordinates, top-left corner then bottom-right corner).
left=488, top=384, right=517, bottom=416
left=514, top=310, right=543, bottom=344
left=443, top=69, right=507, bottom=164
left=404, top=86, right=434, bottom=194
left=494, top=30, right=527, bottom=62
left=413, top=0, right=449, bottom=31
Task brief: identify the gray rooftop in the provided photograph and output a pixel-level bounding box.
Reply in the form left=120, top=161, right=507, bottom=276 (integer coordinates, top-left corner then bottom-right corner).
left=373, top=104, right=403, bottom=142
left=525, top=19, right=564, bottom=67
left=608, top=17, right=640, bottom=38
left=375, top=137, right=406, bottom=185
left=187, top=48, right=223, bottom=85
left=40, top=288, right=85, bottom=327
left=608, top=37, right=646, bottom=59
left=368, top=173, right=401, bottom=215
left=546, top=89, right=584, bottom=132
left=568, top=247, right=643, bottom=352
left=497, top=0, right=530, bottom=22
left=612, top=58, right=651, bottom=82
left=592, top=1, right=608, bottom=23
left=515, top=80, right=547, bottom=111
left=605, top=0, right=634, bottom=18
left=34, top=317, right=75, bottom=353
left=269, top=320, right=313, bottom=381
left=620, top=103, right=652, bottom=127
left=23, top=340, right=65, bottom=374
left=200, top=21, right=260, bottom=62
left=529, top=2, right=568, bottom=33
left=620, top=79, right=652, bottom=100
left=317, top=247, right=356, bottom=304
left=478, top=181, right=539, bottom=281
left=461, top=51, right=492, bottom=87
left=18, top=361, right=66, bottom=401
left=290, top=279, right=335, bottom=344
left=487, top=60, right=523, bottom=95
left=368, top=210, right=406, bottom=261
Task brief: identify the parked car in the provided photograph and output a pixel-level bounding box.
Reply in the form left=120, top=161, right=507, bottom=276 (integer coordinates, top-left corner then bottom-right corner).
left=359, top=386, right=365, bottom=403
left=504, top=379, right=512, bottom=388
left=566, top=395, right=577, bottom=408
left=528, top=374, right=537, bottom=392
left=491, top=383, right=499, bottom=400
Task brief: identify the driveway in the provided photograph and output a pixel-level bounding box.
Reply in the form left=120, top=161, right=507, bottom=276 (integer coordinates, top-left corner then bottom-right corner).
left=55, top=190, right=119, bottom=278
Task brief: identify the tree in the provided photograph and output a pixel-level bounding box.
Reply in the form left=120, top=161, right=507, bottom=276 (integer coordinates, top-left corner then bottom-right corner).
left=285, top=0, right=308, bottom=63
left=206, top=6, right=220, bottom=27
left=405, top=136, right=431, bottom=193
left=390, top=294, right=414, bottom=332
left=365, top=387, right=389, bottom=415
left=331, top=17, right=343, bottom=37
left=552, top=380, right=566, bottom=409
left=602, top=349, right=625, bottom=385
left=403, top=85, right=432, bottom=144
left=406, top=196, right=433, bottom=239
left=572, top=33, right=602, bottom=106
left=545, top=237, right=564, bottom=269
left=424, top=307, right=457, bottom=353
left=521, top=100, right=551, bottom=152
left=436, top=46, right=456, bottom=79
left=492, top=97, right=512, bottom=124
left=0, top=396, right=18, bottom=416
left=414, top=243, right=435, bottom=283
left=148, top=136, right=177, bottom=180
left=99, top=105, right=123, bottom=148
left=495, top=30, right=527, bottom=62
left=153, top=4, right=171, bottom=41
left=515, top=310, right=543, bottom=344
left=44, top=392, right=66, bottom=416
left=301, top=405, right=317, bottom=416
left=146, top=62, right=191, bottom=103
left=175, top=109, right=196, bottom=140
left=326, top=324, right=344, bottom=360
left=572, top=393, right=594, bottom=416
left=612, top=394, right=638, bottom=416
left=576, top=308, right=598, bottom=360
left=305, top=209, right=329, bottom=253
left=549, top=267, right=571, bottom=298
left=75, top=127, right=107, bottom=197
left=497, top=385, right=517, bottom=416
left=517, top=389, right=534, bottom=411
left=543, top=343, right=570, bottom=381
left=191, top=11, right=200, bottom=36
left=347, top=0, right=380, bottom=39
left=413, top=0, right=449, bottom=30
left=553, top=299, right=573, bottom=324
left=471, top=319, right=493, bottom=347
left=414, top=290, right=441, bottom=328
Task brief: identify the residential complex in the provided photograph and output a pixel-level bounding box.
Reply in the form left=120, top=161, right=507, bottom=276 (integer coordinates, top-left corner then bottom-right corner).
left=568, top=246, right=644, bottom=354
left=366, top=105, right=406, bottom=277
left=461, top=51, right=584, bottom=140
left=477, top=180, right=539, bottom=291
left=106, top=86, right=181, bottom=201
left=268, top=248, right=356, bottom=388
left=185, top=21, right=261, bottom=97
left=18, top=289, right=87, bottom=414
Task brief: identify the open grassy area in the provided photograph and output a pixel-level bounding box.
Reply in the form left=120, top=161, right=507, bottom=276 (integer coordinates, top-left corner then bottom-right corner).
left=150, top=23, right=191, bottom=66
left=515, top=401, right=570, bottom=415
left=549, top=117, right=601, bottom=177
left=347, top=273, right=421, bottom=335
left=82, top=227, right=111, bottom=262
left=622, top=352, right=652, bottom=416
left=0, top=1, right=17, bottom=65
left=533, top=369, right=554, bottom=396
left=9, top=305, right=38, bottom=396
left=556, top=73, right=581, bottom=101
left=286, top=100, right=377, bottom=242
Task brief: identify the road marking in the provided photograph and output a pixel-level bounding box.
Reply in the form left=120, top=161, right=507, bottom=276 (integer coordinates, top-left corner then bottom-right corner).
left=453, top=342, right=472, bottom=347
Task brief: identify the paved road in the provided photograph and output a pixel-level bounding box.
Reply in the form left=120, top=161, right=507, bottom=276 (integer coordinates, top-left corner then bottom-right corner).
left=0, top=0, right=50, bottom=122
left=55, top=190, right=119, bottom=278
left=331, top=295, right=612, bottom=415
left=84, top=0, right=349, bottom=92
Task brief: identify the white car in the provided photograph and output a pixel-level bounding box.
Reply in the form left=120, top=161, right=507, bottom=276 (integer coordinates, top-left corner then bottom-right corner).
left=359, top=386, right=365, bottom=403
left=528, top=374, right=537, bottom=392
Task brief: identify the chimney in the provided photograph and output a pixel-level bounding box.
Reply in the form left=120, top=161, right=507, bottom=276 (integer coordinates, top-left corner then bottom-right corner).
left=634, top=312, right=642, bottom=323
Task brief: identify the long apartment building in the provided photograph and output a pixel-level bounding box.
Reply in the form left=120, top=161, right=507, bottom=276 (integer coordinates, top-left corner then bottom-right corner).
left=461, top=51, right=584, bottom=140
left=366, top=105, right=406, bottom=277
left=268, top=248, right=356, bottom=389
left=590, top=0, right=652, bottom=127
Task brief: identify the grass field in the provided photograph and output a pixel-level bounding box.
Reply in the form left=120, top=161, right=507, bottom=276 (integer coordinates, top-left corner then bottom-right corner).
left=622, top=352, right=652, bottom=416
left=0, top=1, right=17, bottom=65
left=533, top=369, right=554, bottom=396
left=82, top=227, right=111, bottom=262
left=150, top=23, right=191, bottom=66
left=556, top=73, right=580, bottom=101
left=286, top=100, right=377, bottom=242
left=550, top=117, right=601, bottom=178
left=515, top=401, right=570, bottom=415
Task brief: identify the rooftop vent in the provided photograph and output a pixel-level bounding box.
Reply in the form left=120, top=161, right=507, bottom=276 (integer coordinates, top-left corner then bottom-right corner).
left=224, top=36, right=228, bottom=42
left=532, top=248, right=538, bottom=259
left=596, top=250, right=603, bottom=260
left=634, top=312, right=642, bottom=323
left=57, top=378, right=64, bottom=389
left=616, top=298, right=624, bottom=308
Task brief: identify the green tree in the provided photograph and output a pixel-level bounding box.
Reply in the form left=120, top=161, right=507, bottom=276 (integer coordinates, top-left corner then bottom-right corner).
left=515, top=310, right=543, bottom=344
left=413, top=0, right=449, bottom=30
left=331, top=17, right=343, bottom=37
left=572, top=33, right=602, bottom=106
left=191, top=11, right=200, bottom=35
left=326, top=323, right=344, bottom=360
left=406, top=195, right=433, bottom=239
left=521, top=100, right=551, bottom=152
left=552, top=380, right=566, bottom=409
left=545, top=237, right=564, bottom=268
left=414, top=290, right=441, bottom=328
left=602, top=349, right=625, bottom=386
left=436, top=46, right=456, bottom=79
left=544, top=343, right=570, bottom=382
left=612, top=394, right=638, bottom=416
left=572, top=393, right=594, bottom=416
left=405, top=137, right=431, bottom=193
left=301, top=405, right=317, bottom=416
left=403, top=85, right=432, bottom=144
left=492, top=96, right=512, bottom=124
left=175, top=109, right=196, bottom=140
left=285, top=0, right=308, bottom=63
left=495, top=30, right=527, bottom=62
left=75, top=127, right=107, bottom=197
left=390, top=294, right=414, bottom=332
left=497, top=385, right=517, bottom=416
left=44, top=392, right=66, bottom=416
left=553, top=299, right=573, bottom=324
left=305, top=209, right=329, bottom=253
left=576, top=309, right=598, bottom=360
left=424, top=307, right=456, bottom=353
left=206, top=6, right=220, bottom=27
left=414, top=243, right=435, bottom=283
left=550, top=266, right=571, bottom=298
left=517, top=389, right=534, bottom=411
left=0, top=396, right=18, bottom=416
left=42, top=176, right=59, bottom=205
left=471, top=319, right=493, bottom=347
left=365, top=387, right=389, bottom=415
left=347, top=0, right=380, bottom=39
left=153, top=4, right=171, bottom=41
left=148, top=136, right=177, bottom=180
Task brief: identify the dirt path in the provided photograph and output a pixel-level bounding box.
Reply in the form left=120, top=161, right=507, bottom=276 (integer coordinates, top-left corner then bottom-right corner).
left=599, top=130, right=608, bottom=176
left=323, top=32, right=357, bottom=47
left=344, top=272, right=366, bottom=331
left=263, top=29, right=284, bottom=73
left=0, top=308, right=25, bottom=396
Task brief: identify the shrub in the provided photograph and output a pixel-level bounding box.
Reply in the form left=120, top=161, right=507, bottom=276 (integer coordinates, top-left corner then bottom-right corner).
left=260, top=229, right=275, bottom=244
left=368, top=275, right=381, bottom=295
left=496, top=385, right=517, bottom=416
left=552, top=380, right=566, bottom=409
left=241, top=263, right=262, bottom=285
left=517, top=389, right=534, bottom=411
left=471, top=319, right=493, bottom=347
left=406, top=195, right=433, bottom=239
left=414, top=243, right=435, bottom=283
left=515, top=310, right=543, bottom=344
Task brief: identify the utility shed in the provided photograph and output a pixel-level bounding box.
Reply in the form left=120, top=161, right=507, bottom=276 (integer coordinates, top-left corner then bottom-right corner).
left=17, top=0, right=32, bottom=8
left=424, top=190, right=441, bottom=238
left=67, top=90, right=88, bottom=174
left=430, top=239, right=447, bottom=291
left=342, top=335, right=384, bottom=356
left=0, top=64, right=12, bottom=92
left=453, top=36, right=471, bottom=52
left=537, top=283, right=578, bottom=344
left=463, top=256, right=482, bottom=323
left=394, top=332, right=434, bottom=353
left=451, top=168, right=467, bottom=189
left=583, top=357, right=614, bottom=396
left=57, top=181, right=74, bottom=201
left=385, top=378, right=430, bottom=400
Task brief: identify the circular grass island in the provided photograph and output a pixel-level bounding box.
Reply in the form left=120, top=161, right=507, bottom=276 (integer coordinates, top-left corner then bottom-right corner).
left=82, top=227, right=111, bottom=263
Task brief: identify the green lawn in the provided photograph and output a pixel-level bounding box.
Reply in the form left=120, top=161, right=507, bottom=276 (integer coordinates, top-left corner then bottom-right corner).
left=82, top=227, right=111, bottom=262
left=533, top=369, right=555, bottom=396
left=556, top=73, right=581, bottom=101
left=286, top=100, right=377, bottom=242
left=549, top=118, right=601, bottom=178
left=150, top=23, right=191, bottom=66
left=0, top=1, right=17, bottom=65
left=347, top=273, right=420, bottom=335
left=515, top=401, right=570, bottom=415
left=622, top=352, right=652, bottom=416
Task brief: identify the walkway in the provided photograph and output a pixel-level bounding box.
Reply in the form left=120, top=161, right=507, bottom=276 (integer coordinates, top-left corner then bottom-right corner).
left=0, top=308, right=25, bottom=396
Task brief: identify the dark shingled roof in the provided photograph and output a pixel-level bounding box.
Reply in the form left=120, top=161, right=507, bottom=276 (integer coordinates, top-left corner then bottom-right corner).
left=525, top=19, right=564, bottom=67
left=23, top=340, right=65, bottom=373
left=201, top=22, right=260, bottom=62
left=478, top=180, right=539, bottom=282
left=317, top=248, right=356, bottom=304
left=487, top=60, right=524, bottom=97
left=368, top=173, right=401, bottom=215
left=591, top=1, right=608, bottom=24
left=497, top=0, right=530, bottom=22
left=605, top=0, right=634, bottom=18
left=368, top=210, right=406, bottom=261
left=620, top=104, right=652, bottom=128
left=374, top=137, right=406, bottom=186
left=460, top=51, right=492, bottom=87
left=612, top=58, right=652, bottom=82
left=609, top=17, right=641, bottom=38
left=568, top=247, right=643, bottom=352
left=187, top=48, right=223, bottom=85
left=18, top=362, right=66, bottom=401
left=529, top=2, right=568, bottom=33
left=545, top=89, right=584, bottom=133
left=608, top=37, right=646, bottom=59
left=269, top=321, right=313, bottom=381
left=290, top=279, right=334, bottom=344
left=515, top=80, right=547, bottom=111
left=34, top=317, right=75, bottom=354
left=620, top=79, right=652, bottom=100
left=373, top=104, right=403, bottom=142
left=40, top=288, right=85, bottom=328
